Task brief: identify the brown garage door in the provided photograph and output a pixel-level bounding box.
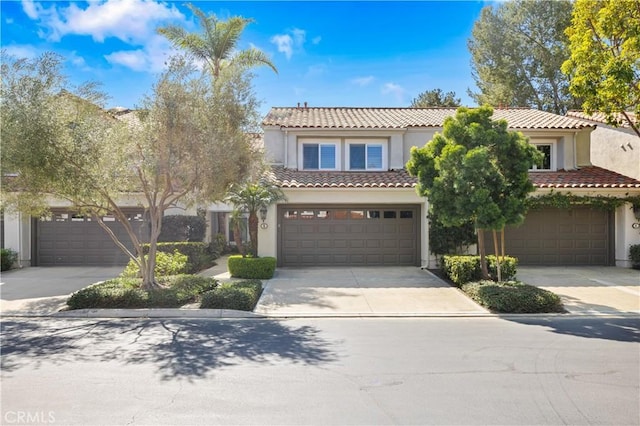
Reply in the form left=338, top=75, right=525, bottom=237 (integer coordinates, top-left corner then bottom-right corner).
left=279, top=206, right=419, bottom=266
left=37, top=210, right=148, bottom=266
left=489, top=207, right=612, bottom=266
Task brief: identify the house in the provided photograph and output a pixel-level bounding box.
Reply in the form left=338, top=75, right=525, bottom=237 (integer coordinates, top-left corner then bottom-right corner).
left=3, top=106, right=640, bottom=269
left=565, top=110, right=639, bottom=180
left=256, top=107, right=640, bottom=268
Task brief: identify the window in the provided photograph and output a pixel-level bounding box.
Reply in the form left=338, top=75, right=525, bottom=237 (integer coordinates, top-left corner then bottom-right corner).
left=301, top=143, right=337, bottom=170
left=530, top=142, right=555, bottom=171
left=348, top=142, right=385, bottom=170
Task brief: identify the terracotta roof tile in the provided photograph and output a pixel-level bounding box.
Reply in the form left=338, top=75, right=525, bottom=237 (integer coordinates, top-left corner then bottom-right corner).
left=263, top=107, right=594, bottom=130
left=566, top=110, right=637, bottom=129
left=530, top=167, right=640, bottom=189
left=268, top=166, right=417, bottom=188
left=268, top=166, right=640, bottom=190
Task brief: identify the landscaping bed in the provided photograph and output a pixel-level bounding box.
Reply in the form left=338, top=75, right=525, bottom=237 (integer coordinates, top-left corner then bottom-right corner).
left=66, top=275, right=263, bottom=312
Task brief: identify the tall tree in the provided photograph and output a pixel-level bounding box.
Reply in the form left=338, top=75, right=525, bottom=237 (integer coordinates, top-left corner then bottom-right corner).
left=158, top=3, right=277, bottom=78
left=468, top=0, right=578, bottom=114
left=410, top=89, right=461, bottom=107
left=407, top=106, right=541, bottom=279
left=225, top=180, right=286, bottom=258
left=562, top=0, right=640, bottom=137
left=1, top=52, right=260, bottom=289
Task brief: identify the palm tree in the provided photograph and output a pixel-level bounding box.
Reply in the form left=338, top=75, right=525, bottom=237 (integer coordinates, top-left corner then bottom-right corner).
left=157, top=3, right=277, bottom=78
left=225, top=180, right=286, bottom=257
left=229, top=209, right=247, bottom=257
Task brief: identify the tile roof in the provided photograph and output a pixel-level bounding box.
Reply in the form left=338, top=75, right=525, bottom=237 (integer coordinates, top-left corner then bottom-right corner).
left=267, top=166, right=417, bottom=188
left=263, top=107, right=595, bottom=130
left=529, top=167, right=640, bottom=189
left=268, top=166, right=640, bottom=190
left=566, top=110, right=637, bottom=129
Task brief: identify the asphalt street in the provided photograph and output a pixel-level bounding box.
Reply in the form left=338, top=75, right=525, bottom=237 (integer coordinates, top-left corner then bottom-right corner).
left=1, top=316, right=639, bottom=425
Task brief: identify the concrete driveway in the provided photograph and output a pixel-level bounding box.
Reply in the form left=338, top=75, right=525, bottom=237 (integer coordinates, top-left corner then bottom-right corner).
left=517, top=266, right=640, bottom=315
left=1, top=266, right=122, bottom=316
left=254, top=267, right=488, bottom=317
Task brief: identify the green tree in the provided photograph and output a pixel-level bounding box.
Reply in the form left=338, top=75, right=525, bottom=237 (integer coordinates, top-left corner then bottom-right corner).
left=407, top=106, right=541, bottom=280
left=1, top=52, right=260, bottom=290
left=562, top=0, right=640, bottom=137
left=468, top=0, right=578, bottom=114
left=158, top=3, right=277, bottom=78
left=410, top=89, right=461, bottom=107
left=225, top=180, right=286, bottom=258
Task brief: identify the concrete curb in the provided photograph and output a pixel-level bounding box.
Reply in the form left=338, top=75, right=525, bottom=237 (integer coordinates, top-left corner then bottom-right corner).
left=1, top=310, right=638, bottom=320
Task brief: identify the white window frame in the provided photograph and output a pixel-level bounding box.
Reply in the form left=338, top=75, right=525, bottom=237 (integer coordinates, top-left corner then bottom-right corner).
left=345, top=139, right=387, bottom=171
left=298, top=139, right=340, bottom=171
left=530, top=141, right=557, bottom=171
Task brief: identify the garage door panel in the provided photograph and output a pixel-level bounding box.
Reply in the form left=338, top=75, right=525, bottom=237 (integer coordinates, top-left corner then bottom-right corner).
left=490, top=207, right=611, bottom=266
left=280, top=206, right=419, bottom=266
left=37, top=210, right=147, bottom=266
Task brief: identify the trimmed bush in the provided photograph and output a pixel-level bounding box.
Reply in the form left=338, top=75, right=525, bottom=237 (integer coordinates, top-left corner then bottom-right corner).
left=159, top=215, right=207, bottom=242
left=461, top=280, right=564, bottom=313
left=629, top=244, right=640, bottom=270
left=1, top=248, right=18, bottom=271
left=200, top=280, right=263, bottom=311
left=227, top=256, right=277, bottom=279
left=442, top=255, right=518, bottom=286
left=67, top=274, right=218, bottom=310
left=153, top=242, right=216, bottom=273
left=121, top=250, right=188, bottom=278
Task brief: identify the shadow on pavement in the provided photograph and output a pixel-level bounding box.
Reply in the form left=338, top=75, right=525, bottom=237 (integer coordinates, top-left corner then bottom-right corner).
left=1, top=319, right=338, bottom=380
left=502, top=316, right=640, bottom=343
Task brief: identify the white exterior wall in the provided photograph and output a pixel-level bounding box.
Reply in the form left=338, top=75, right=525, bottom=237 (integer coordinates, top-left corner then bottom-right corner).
left=257, top=188, right=430, bottom=267
left=615, top=203, right=640, bottom=267
left=3, top=212, right=31, bottom=267
left=590, top=126, right=640, bottom=179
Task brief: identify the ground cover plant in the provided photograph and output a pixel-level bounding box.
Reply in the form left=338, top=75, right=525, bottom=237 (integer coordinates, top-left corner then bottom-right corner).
left=461, top=280, right=564, bottom=314
left=200, top=280, right=263, bottom=311
left=67, top=275, right=218, bottom=310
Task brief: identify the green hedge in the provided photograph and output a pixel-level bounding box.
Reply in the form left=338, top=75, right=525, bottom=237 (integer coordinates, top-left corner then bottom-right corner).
left=442, top=255, right=518, bottom=286
left=227, top=256, right=277, bottom=279
left=121, top=250, right=188, bottom=278
left=1, top=248, right=18, bottom=271
left=200, top=280, right=263, bottom=311
left=630, top=244, right=640, bottom=269
left=67, top=275, right=218, bottom=310
left=136, top=242, right=216, bottom=274
left=461, top=280, right=564, bottom=313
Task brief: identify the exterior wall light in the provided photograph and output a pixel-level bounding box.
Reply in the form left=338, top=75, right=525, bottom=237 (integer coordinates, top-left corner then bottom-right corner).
left=632, top=205, right=640, bottom=229
left=259, top=206, right=268, bottom=229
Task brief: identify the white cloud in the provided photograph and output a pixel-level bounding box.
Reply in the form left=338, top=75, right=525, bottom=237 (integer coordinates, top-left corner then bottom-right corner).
left=2, top=44, right=39, bottom=59
left=21, top=0, right=184, bottom=43
left=105, top=35, right=174, bottom=73
left=312, top=36, right=322, bottom=45
left=270, top=28, right=306, bottom=59
left=305, top=64, right=327, bottom=78
left=105, top=49, right=148, bottom=71
left=6, top=17, right=14, bottom=24
left=351, top=76, right=375, bottom=87
left=270, top=34, right=294, bottom=59
left=381, top=82, right=407, bottom=102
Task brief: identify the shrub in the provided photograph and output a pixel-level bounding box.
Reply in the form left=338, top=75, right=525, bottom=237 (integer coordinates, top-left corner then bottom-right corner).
left=461, top=280, right=564, bottom=313
left=200, top=280, right=263, bottom=311
left=159, top=215, right=207, bottom=242
left=442, top=255, right=518, bottom=286
left=150, top=242, right=215, bottom=273
left=227, top=256, right=277, bottom=279
left=121, top=250, right=188, bottom=278
left=1, top=248, right=18, bottom=271
left=629, top=244, right=640, bottom=269
left=67, top=274, right=218, bottom=310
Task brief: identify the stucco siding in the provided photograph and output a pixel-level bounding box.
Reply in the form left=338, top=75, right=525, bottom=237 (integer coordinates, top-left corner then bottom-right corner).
left=590, top=127, right=640, bottom=179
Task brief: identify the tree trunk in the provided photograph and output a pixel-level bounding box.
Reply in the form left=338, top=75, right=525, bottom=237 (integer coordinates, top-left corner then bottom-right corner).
left=248, top=212, right=259, bottom=257
left=477, top=226, right=489, bottom=280
left=141, top=207, right=162, bottom=291
left=492, top=229, right=502, bottom=282
left=233, top=224, right=244, bottom=257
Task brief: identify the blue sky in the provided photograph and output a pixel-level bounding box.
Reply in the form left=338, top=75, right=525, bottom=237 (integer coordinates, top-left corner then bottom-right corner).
left=1, top=0, right=488, bottom=116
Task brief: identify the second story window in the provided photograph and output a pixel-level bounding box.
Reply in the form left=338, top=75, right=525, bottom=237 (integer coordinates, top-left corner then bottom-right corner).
left=531, top=143, right=554, bottom=171
left=347, top=140, right=386, bottom=171
left=302, top=143, right=337, bottom=170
